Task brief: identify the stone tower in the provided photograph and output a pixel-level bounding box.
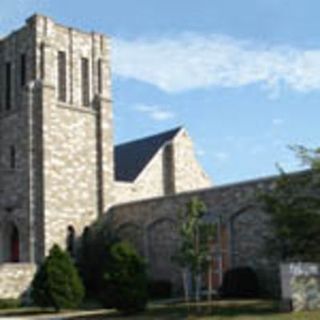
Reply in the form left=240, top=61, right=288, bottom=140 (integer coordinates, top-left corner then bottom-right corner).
left=0, top=14, right=114, bottom=265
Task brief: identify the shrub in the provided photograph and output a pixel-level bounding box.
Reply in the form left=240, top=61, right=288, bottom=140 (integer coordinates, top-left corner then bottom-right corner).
left=102, top=242, right=148, bottom=314
left=31, top=244, right=84, bottom=311
left=148, top=280, right=172, bottom=299
left=0, top=299, right=20, bottom=309
left=77, top=224, right=118, bottom=299
left=219, top=267, right=260, bottom=298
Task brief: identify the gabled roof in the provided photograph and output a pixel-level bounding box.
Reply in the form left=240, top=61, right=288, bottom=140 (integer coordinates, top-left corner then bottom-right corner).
left=114, top=127, right=182, bottom=182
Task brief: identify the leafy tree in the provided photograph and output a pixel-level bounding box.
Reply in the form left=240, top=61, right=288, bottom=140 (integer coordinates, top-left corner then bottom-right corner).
left=31, top=244, right=84, bottom=311
left=260, top=146, right=320, bottom=262
left=103, top=242, right=148, bottom=314
left=173, top=197, right=216, bottom=303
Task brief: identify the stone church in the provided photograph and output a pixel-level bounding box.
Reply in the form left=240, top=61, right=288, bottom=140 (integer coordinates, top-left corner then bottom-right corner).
left=0, top=15, right=280, bottom=298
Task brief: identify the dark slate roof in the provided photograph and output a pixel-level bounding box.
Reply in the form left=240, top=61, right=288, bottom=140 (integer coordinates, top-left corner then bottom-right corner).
left=115, top=127, right=182, bottom=182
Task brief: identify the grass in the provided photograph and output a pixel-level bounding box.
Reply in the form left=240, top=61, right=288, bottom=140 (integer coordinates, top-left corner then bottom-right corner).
left=73, top=300, right=320, bottom=320
left=2, top=300, right=320, bottom=319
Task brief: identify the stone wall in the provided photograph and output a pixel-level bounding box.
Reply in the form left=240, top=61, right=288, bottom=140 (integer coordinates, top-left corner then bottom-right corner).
left=107, top=175, right=279, bottom=295
left=31, top=15, right=114, bottom=255
left=173, top=129, right=212, bottom=193
left=0, top=18, right=38, bottom=263
left=0, top=263, right=36, bottom=299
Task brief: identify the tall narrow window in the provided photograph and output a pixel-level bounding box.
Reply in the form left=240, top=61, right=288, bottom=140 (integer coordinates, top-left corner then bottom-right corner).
left=40, top=43, right=45, bottom=79
left=20, top=54, right=26, bottom=87
left=81, top=57, right=90, bottom=106
left=98, top=59, right=102, bottom=94
left=5, top=62, right=11, bottom=110
left=10, top=146, right=16, bottom=169
left=58, top=51, right=67, bottom=102
left=66, top=226, right=76, bottom=258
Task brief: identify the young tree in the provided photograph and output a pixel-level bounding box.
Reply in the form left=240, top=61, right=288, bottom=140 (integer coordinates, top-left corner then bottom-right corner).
left=173, top=197, right=216, bottom=303
left=260, top=146, right=320, bottom=262
left=31, top=244, right=84, bottom=312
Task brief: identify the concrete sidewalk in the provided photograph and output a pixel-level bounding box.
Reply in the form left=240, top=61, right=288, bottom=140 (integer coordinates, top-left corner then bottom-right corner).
left=0, top=309, right=109, bottom=320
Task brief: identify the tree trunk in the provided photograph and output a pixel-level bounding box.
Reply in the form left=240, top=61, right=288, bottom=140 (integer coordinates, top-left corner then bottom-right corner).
left=195, top=272, right=201, bottom=303
left=182, top=268, right=189, bottom=304
left=208, top=262, right=212, bottom=302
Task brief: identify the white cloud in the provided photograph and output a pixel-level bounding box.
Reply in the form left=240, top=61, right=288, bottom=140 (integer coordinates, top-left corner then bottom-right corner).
left=134, top=104, right=175, bottom=121
left=113, top=34, right=320, bottom=94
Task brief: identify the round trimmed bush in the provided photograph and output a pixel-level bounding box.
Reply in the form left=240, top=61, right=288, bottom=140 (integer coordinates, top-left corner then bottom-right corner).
left=219, top=267, right=260, bottom=298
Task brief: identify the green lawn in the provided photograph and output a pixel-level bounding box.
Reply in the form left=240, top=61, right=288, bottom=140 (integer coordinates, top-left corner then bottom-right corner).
left=74, top=300, right=320, bottom=320
left=2, top=300, right=320, bottom=319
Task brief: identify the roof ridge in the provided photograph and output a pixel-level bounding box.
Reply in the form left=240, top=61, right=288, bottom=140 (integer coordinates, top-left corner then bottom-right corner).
left=115, top=126, right=183, bottom=148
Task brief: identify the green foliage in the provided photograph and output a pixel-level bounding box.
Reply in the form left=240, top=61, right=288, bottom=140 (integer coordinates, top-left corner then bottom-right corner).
left=220, top=267, right=260, bottom=298
left=0, top=299, right=20, bottom=309
left=31, top=244, right=84, bottom=311
left=103, top=241, right=148, bottom=314
left=173, top=197, right=216, bottom=301
left=174, top=197, right=215, bottom=273
left=77, top=222, right=118, bottom=299
left=260, top=146, right=320, bottom=261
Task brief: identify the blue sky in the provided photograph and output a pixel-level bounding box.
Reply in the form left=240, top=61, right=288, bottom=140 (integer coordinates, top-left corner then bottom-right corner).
left=2, top=0, right=320, bottom=184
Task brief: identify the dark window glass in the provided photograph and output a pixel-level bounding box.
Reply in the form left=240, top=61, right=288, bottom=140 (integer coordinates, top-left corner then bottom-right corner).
left=81, top=57, right=90, bottom=106
left=10, top=146, right=15, bottom=169
left=10, top=225, right=20, bottom=263
left=5, top=62, right=11, bottom=110
left=58, top=51, right=67, bottom=102
left=98, top=59, right=102, bottom=94
left=40, top=43, right=45, bottom=79
left=21, top=54, right=26, bottom=87
left=66, top=226, right=76, bottom=257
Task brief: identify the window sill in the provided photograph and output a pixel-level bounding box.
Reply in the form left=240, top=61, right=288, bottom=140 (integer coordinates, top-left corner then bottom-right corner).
left=56, top=102, right=96, bottom=115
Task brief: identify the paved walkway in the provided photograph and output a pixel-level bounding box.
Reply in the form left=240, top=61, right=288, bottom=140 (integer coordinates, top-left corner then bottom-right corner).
left=0, top=309, right=109, bottom=320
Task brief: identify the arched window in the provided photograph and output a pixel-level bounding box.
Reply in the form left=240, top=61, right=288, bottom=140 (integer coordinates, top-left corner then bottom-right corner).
left=66, top=226, right=76, bottom=257
left=10, top=225, right=19, bottom=263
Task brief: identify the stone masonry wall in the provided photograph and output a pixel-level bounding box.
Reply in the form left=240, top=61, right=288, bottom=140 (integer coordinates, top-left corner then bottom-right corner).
left=107, top=175, right=279, bottom=295
left=173, top=129, right=212, bottom=193
left=0, top=18, right=37, bottom=263
left=0, top=263, right=36, bottom=299
left=31, top=15, right=114, bottom=254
